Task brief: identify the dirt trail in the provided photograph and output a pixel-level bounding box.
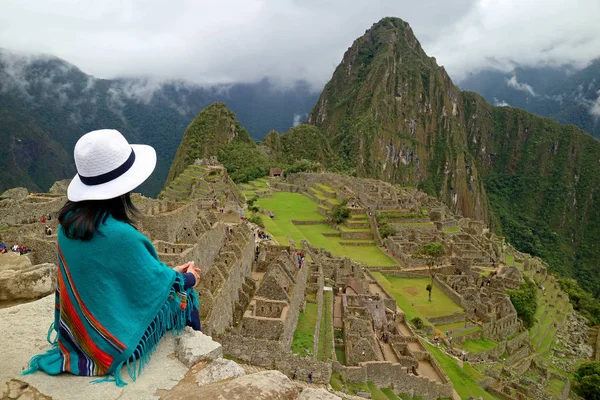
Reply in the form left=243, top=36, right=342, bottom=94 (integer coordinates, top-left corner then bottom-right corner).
left=396, top=320, right=413, bottom=337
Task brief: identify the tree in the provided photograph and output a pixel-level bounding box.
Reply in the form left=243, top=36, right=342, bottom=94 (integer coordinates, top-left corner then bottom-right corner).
left=414, top=242, right=445, bottom=302
left=507, top=278, right=538, bottom=329
left=575, top=362, right=600, bottom=399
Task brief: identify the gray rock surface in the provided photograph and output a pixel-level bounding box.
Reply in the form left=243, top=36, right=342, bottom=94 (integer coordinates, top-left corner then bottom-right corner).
left=162, top=370, right=299, bottom=400
left=194, top=358, right=245, bottom=386
left=299, top=387, right=342, bottom=400
left=175, top=327, right=223, bottom=367
left=0, top=262, right=54, bottom=301
left=0, top=295, right=189, bottom=400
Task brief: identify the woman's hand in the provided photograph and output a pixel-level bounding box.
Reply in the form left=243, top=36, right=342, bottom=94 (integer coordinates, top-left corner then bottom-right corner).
left=185, top=262, right=201, bottom=282
left=173, top=262, right=193, bottom=273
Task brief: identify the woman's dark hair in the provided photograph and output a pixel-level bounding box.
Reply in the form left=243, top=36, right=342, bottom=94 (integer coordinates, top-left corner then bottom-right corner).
left=58, top=193, right=139, bottom=240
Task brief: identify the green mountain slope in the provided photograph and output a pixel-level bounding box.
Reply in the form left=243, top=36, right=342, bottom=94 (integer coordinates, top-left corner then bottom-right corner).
left=308, top=17, right=488, bottom=221
left=307, top=17, right=600, bottom=297
left=459, top=60, right=600, bottom=139
left=165, top=103, right=269, bottom=186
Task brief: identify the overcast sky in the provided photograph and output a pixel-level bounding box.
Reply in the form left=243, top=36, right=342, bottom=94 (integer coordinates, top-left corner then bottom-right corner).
left=1, top=0, right=599, bottom=88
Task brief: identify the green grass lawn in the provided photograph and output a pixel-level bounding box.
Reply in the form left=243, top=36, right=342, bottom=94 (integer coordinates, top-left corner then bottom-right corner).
left=335, top=347, right=346, bottom=365
left=546, top=378, right=565, bottom=397
left=381, top=388, right=402, bottom=400
left=425, top=343, right=498, bottom=400
left=255, top=192, right=396, bottom=266
left=461, top=339, right=498, bottom=354
left=368, top=382, right=390, bottom=400
left=443, top=226, right=460, bottom=233
left=372, top=273, right=463, bottom=322
left=434, top=321, right=481, bottom=337
left=291, top=302, right=318, bottom=356
left=318, top=290, right=333, bottom=361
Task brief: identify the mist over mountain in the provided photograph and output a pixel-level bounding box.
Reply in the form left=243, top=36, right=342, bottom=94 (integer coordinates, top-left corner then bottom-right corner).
left=0, top=49, right=319, bottom=195
left=459, top=60, right=600, bottom=139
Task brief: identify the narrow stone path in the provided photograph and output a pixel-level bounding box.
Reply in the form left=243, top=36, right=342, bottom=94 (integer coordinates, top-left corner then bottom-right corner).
left=333, top=294, right=343, bottom=328
left=378, top=339, right=399, bottom=363
left=416, top=360, right=442, bottom=382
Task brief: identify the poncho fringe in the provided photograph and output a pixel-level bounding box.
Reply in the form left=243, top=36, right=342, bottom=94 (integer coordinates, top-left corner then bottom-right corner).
left=23, top=273, right=199, bottom=387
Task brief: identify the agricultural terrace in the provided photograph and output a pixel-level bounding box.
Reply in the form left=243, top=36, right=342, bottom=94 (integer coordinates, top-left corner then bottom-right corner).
left=249, top=189, right=396, bottom=267
left=372, top=273, right=463, bottom=322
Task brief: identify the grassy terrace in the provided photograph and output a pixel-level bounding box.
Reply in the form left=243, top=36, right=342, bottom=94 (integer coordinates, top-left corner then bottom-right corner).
left=372, top=273, right=463, bottom=323
left=425, top=343, right=499, bottom=400
left=461, top=338, right=498, bottom=354
left=255, top=192, right=396, bottom=266
left=291, top=302, right=318, bottom=356
left=318, top=290, right=333, bottom=361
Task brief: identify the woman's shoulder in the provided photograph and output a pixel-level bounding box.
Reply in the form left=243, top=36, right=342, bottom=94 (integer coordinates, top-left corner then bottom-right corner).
left=98, top=215, right=144, bottom=242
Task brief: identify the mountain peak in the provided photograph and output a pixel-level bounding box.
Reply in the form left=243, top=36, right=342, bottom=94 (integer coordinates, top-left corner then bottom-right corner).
left=165, top=102, right=253, bottom=186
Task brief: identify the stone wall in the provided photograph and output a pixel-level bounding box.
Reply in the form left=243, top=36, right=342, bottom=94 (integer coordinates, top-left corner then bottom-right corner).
left=202, top=226, right=255, bottom=336
left=139, top=202, right=198, bottom=243
left=333, top=361, right=453, bottom=400
left=433, top=276, right=468, bottom=308
left=281, top=258, right=310, bottom=350
left=313, top=266, right=325, bottom=358
left=427, top=312, right=466, bottom=326
left=0, top=195, right=64, bottom=226
left=217, top=333, right=332, bottom=383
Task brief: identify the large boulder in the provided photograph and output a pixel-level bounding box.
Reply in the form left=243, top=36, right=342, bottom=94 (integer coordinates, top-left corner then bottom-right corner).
left=175, top=327, right=223, bottom=367
left=49, top=180, right=71, bottom=195
left=0, top=187, right=29, bottom=200
left=194, top=358, right=245, bottom=386
left=163, top=370, right=300, bottom=400
left=0, top=255, right=54, bottom=301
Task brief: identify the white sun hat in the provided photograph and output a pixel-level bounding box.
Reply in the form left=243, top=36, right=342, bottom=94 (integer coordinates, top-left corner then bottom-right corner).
left=67, top=129, right=156, bottom=202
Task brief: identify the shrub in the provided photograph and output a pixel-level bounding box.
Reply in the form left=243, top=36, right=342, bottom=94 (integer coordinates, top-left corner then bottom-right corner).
left=507, top=278, right=538, bottom=329
left=246, top=196, right=258, bottom=207
left=248, top=205, right=259, bottom=213
left=248, top=213, right=264, bottom=228
left=329, top=200, right=350, bottom=224
left=379, top=223, right=396, bottom=238
left=411, top=317, right=424, bottom=330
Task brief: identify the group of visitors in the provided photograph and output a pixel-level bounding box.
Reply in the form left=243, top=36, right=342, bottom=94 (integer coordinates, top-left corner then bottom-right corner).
left=45, top=225, right=53, bottom=235
left=296, top=251, right=305, bottom=269
left=1, top=243, right=32, bottom=255
left=40, top=214, right=52, bottom=223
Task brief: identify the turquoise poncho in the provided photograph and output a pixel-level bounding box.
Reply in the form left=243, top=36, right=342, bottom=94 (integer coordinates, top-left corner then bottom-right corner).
left=24, top=214, right=199, bottom=386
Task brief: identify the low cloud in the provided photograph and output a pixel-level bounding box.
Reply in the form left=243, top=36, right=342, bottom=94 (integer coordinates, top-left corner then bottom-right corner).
left=493, top=98, right=510, bottom=107
left=506, top=76, right=536, bottom=97
left=292, top=113, right=305, bottom=127
left=0, top=1, right=599, bottom=88
left=590, top=90, right=600, bottom=119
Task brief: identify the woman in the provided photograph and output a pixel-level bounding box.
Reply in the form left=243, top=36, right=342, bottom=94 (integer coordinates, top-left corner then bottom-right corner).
left=24, top=129, right=201, bottom=386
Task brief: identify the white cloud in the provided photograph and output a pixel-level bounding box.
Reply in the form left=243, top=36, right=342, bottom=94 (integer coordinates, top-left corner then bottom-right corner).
left=0, top=0, right=598, bottom=87
left=590, top=90, right=600, bottom=119
left=506, top=76, right=536, bottom=97
left=493, top=98, right=510, bottom=107
left=292, top=113, right=304, bottom=127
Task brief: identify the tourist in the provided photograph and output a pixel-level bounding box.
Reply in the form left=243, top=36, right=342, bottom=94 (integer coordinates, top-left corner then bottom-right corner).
left=41, top=216, right=46, bottom=223
left=308, top=371, right=313, bottom=384
left=23, top=129, right=201, bottom=387
left=0, top=243, right=6, bottom=254
left=291, top=369, right=297, bottom=380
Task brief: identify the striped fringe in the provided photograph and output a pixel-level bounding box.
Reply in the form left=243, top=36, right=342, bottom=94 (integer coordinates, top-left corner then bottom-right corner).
left=106, top=274, right=200, bottom=387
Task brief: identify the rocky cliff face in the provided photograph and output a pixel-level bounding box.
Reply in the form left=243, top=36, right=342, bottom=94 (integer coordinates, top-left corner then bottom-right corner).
left=308, top=17, right=487, bottom=221
left=308, top=17, right=600, bottom=296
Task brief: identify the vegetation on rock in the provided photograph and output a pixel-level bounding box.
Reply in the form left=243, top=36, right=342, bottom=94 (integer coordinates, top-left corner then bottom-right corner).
left=507, top=278, right=538, bottom=329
